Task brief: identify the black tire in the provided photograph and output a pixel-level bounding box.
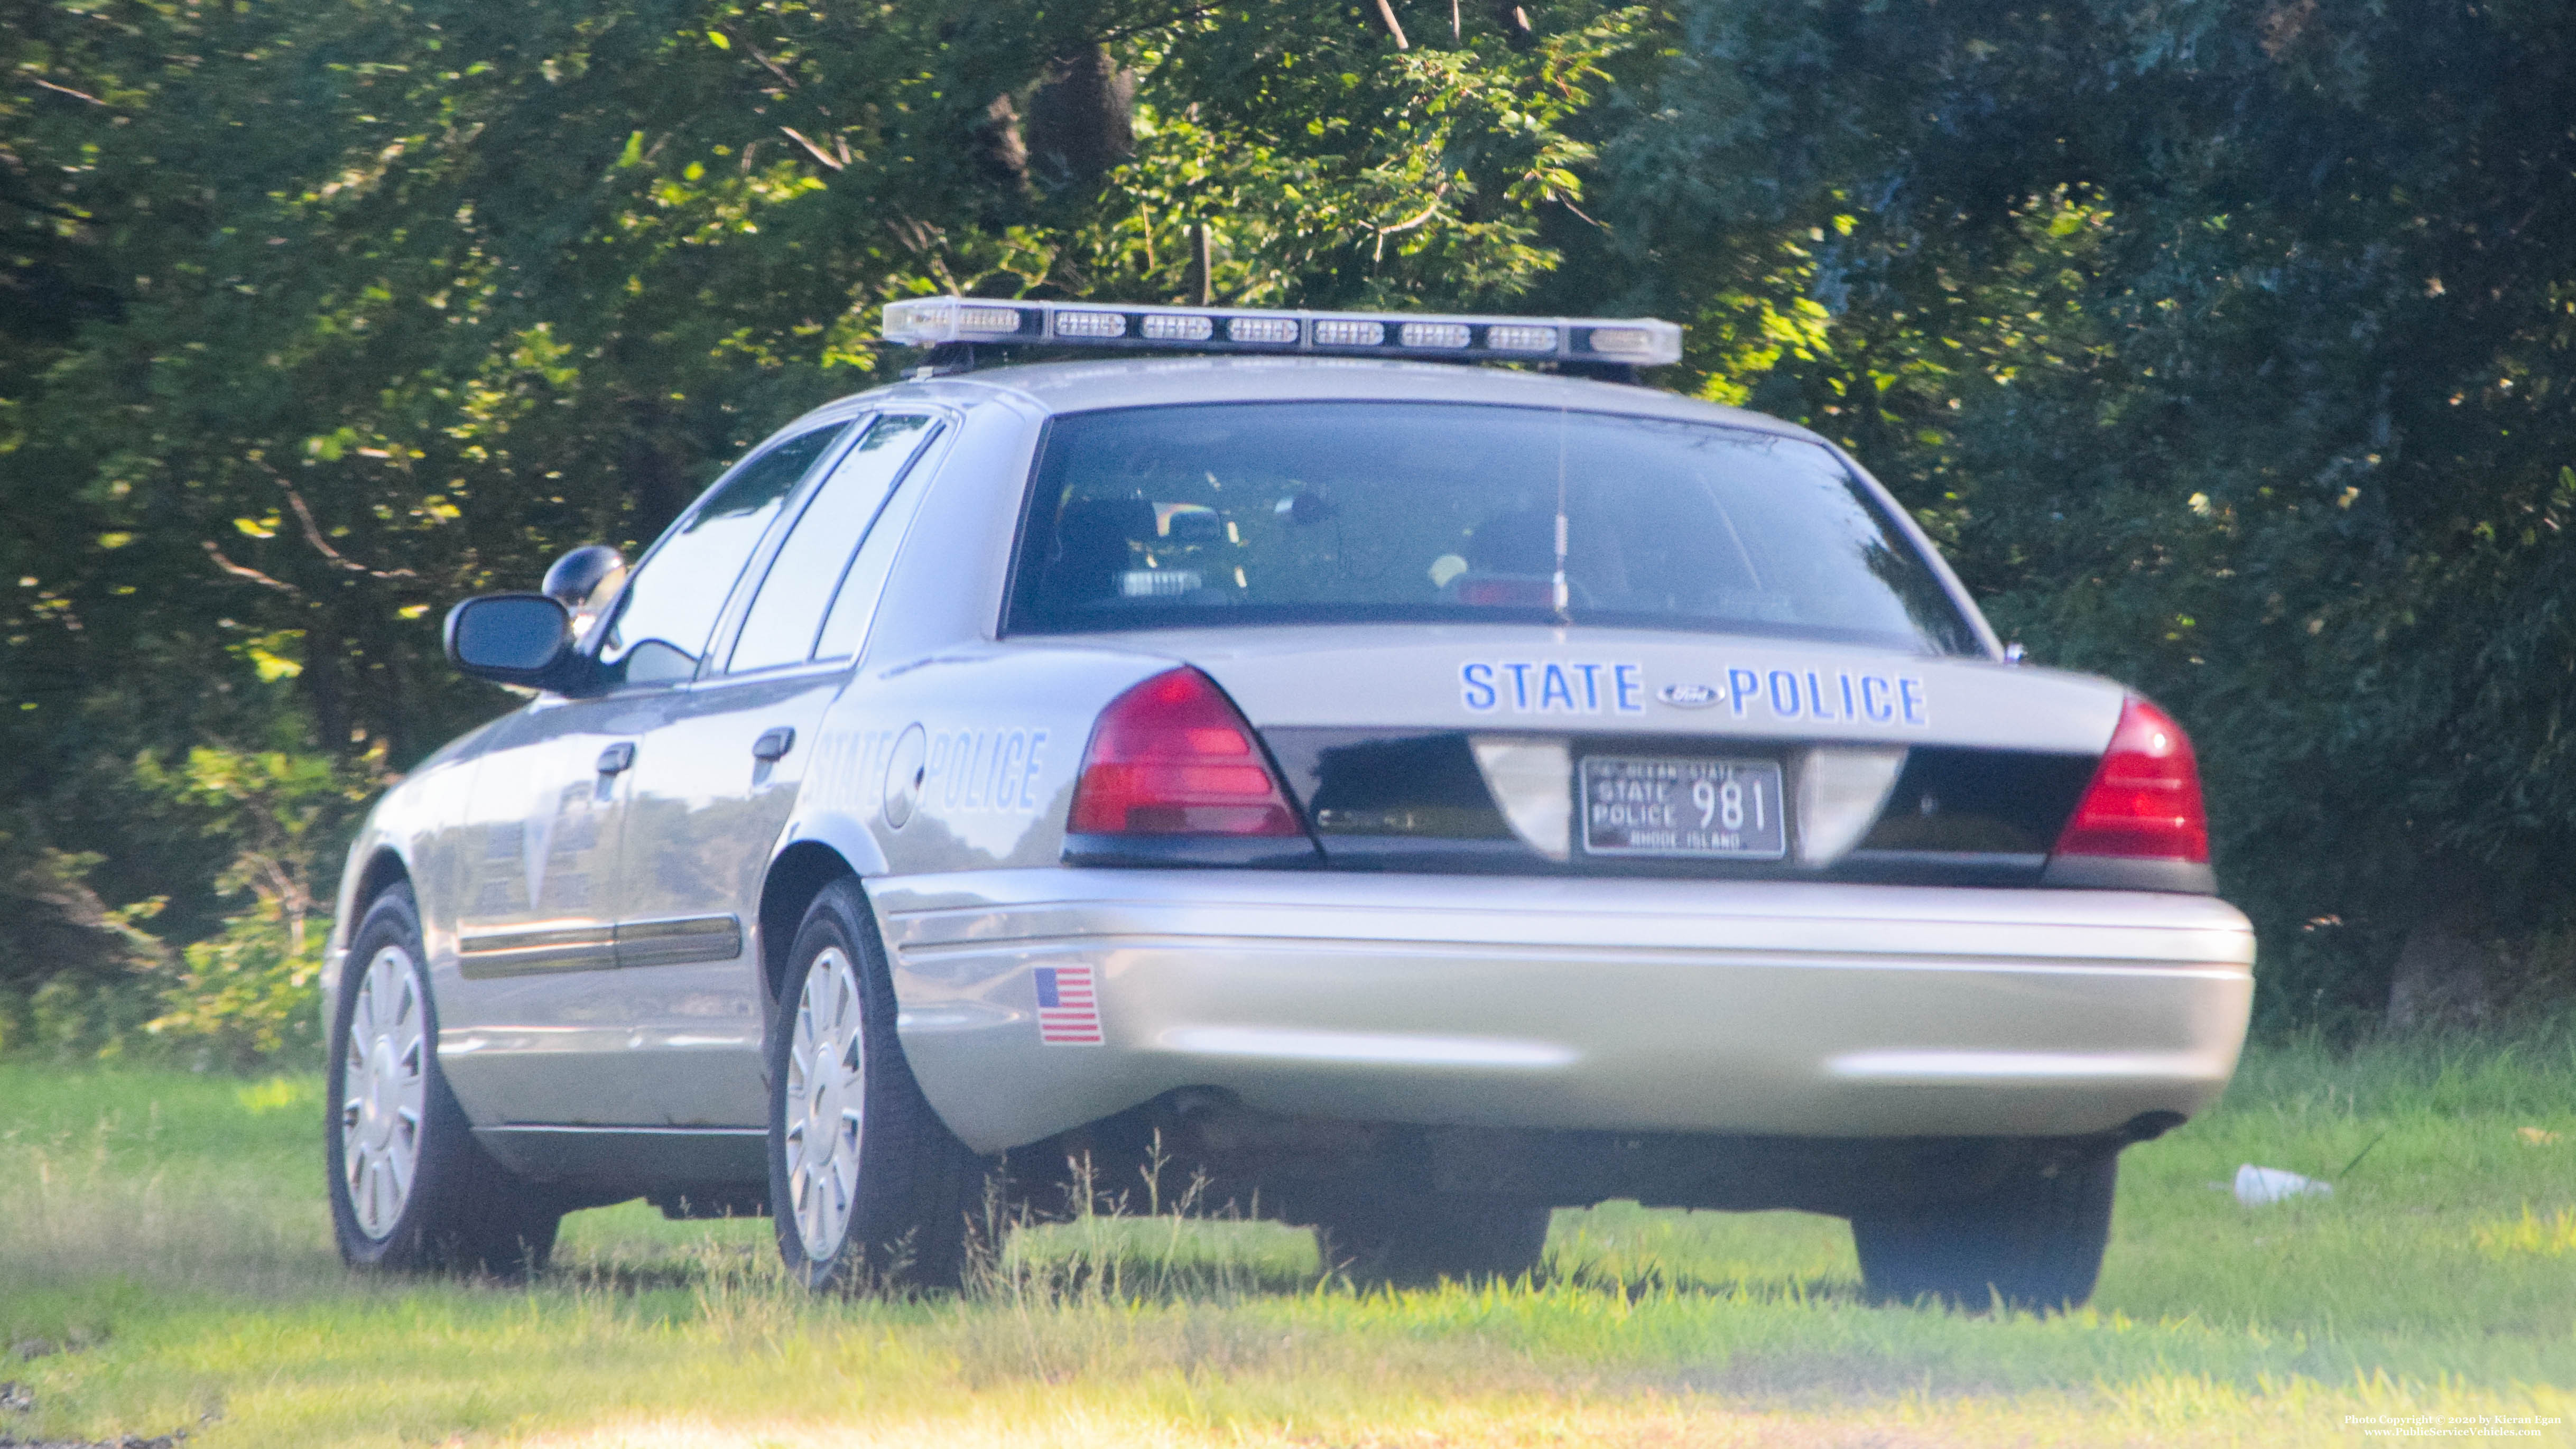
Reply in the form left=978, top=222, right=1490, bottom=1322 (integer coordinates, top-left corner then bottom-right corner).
left=327, top=884, right=561, bottom=1277
left=1313, top=1195, right=1553, bottom=1288
left=1849, top=1148, right=2119, bottom=1313
left=767, top=878, right=985, bottom=1294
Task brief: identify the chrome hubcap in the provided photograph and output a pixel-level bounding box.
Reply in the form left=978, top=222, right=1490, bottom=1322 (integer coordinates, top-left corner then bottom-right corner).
left=340, top=944, right=427, bottom=1239
left=785, top=946, right=866, bottom=1261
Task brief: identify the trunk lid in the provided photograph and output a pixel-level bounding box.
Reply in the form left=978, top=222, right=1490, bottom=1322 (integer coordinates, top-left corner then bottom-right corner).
left=1098, top=625, right=2143, bottom=888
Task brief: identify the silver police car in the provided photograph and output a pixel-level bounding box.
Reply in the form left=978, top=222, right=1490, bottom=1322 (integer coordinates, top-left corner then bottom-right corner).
left=323, top=299, right=2254, bottom=1309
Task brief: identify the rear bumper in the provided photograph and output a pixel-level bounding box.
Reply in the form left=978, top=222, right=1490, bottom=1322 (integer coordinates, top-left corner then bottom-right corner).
left=872, top=869, right=2254, bottom=1155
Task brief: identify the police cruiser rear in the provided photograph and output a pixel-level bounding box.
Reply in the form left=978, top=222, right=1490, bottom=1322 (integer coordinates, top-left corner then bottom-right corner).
left=321, top=298, right=2253, bottom=1311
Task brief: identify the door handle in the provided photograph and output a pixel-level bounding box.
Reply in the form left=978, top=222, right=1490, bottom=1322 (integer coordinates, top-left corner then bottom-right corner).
left=751, top=726, right=795, bottom=762
left=596, top=742, right=636, bottom=775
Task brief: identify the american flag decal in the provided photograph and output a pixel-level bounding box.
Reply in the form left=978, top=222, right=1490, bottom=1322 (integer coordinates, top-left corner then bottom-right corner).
left=1033, top=964, right=1103, bottom=1045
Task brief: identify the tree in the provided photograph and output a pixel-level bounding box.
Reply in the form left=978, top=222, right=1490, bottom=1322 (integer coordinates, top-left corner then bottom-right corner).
left=7, top=0, right=2574, bottom=1043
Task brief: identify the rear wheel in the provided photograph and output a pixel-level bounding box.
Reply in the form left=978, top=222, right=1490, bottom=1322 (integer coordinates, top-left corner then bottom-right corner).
left=1312, top=1194, right=1553, bottom=1288
left=327, top=885, right=560, bottom=1277
left=767, top=878, right=986, bottom=1294
left=1849, top=1148, right=2119, bottom=1313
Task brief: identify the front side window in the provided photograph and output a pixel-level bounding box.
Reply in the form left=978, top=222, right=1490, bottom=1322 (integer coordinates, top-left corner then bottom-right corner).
left=599, top=421, right=850, bottom=685
left=1005, top=402, right=1977, bottom=654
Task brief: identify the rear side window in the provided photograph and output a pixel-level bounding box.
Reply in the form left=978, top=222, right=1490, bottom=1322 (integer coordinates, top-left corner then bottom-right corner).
left=1004, top=402, right=1977, bottom=655
left=599, top=422, right=850, bottom=685
left=728, top=414, right=941, bottom=673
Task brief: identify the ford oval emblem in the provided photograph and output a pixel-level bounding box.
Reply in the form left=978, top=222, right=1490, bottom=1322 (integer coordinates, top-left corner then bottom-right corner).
left=1658, top=682, right=1722, bottom=709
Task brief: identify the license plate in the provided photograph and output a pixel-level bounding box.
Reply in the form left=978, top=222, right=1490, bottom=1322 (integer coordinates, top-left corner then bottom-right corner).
left=1580, top=756, right=1786, bottom=859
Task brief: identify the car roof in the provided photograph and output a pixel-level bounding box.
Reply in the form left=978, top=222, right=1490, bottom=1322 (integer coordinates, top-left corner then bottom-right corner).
left=793, top=355, right=1830, bottom=442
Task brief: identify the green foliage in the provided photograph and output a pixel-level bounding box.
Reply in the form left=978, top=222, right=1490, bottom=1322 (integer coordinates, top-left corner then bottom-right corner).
left=18, top=974, right=154, bottom=1061
left=146, top=897, right=326, bottom=1070
left=0, top=744, right=370, bottom=1067
left=5, top=0, right=2576, bottom=1035
left=125, top=746, right=374, bottom=1067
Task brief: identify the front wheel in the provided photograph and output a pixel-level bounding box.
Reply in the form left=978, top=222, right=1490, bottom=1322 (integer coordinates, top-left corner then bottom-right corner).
left=1849, top=1148, right=2119, bottom=1313
left=767, top=878, right=985, bottom=1294
left=326, top=884, right=560, bottom=1277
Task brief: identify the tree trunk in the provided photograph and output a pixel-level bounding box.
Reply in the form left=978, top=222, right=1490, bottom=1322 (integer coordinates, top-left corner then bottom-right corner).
left=1026, top=45, right=1136, bottom=189
left=619, top=400, right=693, bottom=546
left=1185, top=223, right=1213, bottom=306
left=974, top=94, right=1030, bottom=192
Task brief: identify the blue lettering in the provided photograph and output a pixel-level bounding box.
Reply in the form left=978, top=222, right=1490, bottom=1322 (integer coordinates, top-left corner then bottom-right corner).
left=963, top=731, right=991, bottom=808
left=1839, top=673, right=1857, bottom=719
left=1021, top=730, right=1049, bottom=808
left=1461, top=662, right=1498, bottom=711
left=1899, top=677, right=1929, bottom=726
left=1860, top=676, right=1895, bottom=723
left=1614, top=664, right=1645, bottom=713
left=942, top=732, right=971, bottom=807
left=1503, top=663, right=1534, bottom=710
left=926, top=733, right=952, bottom=805
left=1574, top=663, right=1604, bottom=711
left=1540, top=663, right=1577, bottom=711
left=1728, top=668, right=1760, bottom=717
left=992, top=731, right=1026, bottom=809
left=1768, top=670, right=1803, bottom=718
left=1805, top=671, right=1836, bottom=720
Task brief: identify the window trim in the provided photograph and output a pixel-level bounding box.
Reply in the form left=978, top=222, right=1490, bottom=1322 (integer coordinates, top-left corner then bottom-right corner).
left=690, top=411, right=877, bottom=683
left=813, top=412, right=966, bottom=670
left=583, top=412, right=873, bottom=693
left=717, top=411, right=950, bottom=679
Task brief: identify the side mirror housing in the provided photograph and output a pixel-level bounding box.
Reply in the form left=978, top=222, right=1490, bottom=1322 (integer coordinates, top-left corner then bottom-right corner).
left=444, top=593, right=573, bottom=688
left=542, top=544, right=627, bottom=610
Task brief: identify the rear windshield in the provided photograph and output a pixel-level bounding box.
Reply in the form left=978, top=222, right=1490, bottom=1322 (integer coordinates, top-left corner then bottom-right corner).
left=1004, top=402, right=1978, bottom=654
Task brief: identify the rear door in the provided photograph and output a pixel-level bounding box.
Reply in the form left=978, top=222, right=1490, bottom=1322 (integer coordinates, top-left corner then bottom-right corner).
left=612, top=412, right=948, bottom=1126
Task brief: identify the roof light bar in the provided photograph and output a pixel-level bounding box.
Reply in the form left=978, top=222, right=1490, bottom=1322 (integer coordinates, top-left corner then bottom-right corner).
left=881, top=298, right=1682, bottom=367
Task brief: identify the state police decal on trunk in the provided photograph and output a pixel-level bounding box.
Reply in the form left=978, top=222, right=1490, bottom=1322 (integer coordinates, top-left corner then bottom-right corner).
left=1461, top=661, right=1929, bottom=727
left=1460, top=661, right=1647, bottom=714
left=1712, top=668, right=1929, bottom=727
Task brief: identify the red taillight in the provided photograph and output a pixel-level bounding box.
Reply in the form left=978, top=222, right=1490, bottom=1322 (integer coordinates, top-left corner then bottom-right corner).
left=2054, top=697, right=2210, bottom=862
left=1068, top=667, right=1303, bottom=837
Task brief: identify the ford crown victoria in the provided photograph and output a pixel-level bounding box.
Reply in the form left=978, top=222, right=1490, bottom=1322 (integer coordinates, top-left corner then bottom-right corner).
left=323, top=299, right=2254, bottom=1310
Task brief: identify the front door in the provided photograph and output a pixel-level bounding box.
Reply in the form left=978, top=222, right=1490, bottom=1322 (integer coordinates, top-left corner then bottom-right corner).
left=611, top=412, right=947, bottom=1127
left=438, top=694, right=654, bottom=1125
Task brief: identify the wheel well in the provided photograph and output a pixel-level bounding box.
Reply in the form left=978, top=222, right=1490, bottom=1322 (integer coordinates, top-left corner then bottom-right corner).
left=759, top=843, right=858, bottom=1002
left=353, top=849, right=411, bottom=922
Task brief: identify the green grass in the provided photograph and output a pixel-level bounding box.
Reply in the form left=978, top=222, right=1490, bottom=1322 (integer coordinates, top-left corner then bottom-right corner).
left=6, top=1035, right=2576, bottom=1446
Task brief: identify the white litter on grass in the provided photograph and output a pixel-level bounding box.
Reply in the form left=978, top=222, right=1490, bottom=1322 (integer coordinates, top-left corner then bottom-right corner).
left=2235, top=1163, right=2333, bottom=1205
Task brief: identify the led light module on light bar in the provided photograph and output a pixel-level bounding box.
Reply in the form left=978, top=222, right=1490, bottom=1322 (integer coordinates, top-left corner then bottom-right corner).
left=879, top=298, right=1683, bottom=367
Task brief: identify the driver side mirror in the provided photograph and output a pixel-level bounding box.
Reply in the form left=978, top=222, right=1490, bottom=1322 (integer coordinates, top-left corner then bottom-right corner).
left=444, top=593, right=573, bottom=688
left=542, top=544, right=627, bottom=611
